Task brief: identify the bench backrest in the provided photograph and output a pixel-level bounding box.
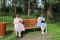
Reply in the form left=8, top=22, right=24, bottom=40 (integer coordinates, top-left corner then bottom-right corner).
left=23, top=19, right=37, bottom=24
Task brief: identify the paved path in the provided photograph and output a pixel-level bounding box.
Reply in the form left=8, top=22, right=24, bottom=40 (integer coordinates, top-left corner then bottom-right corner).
left=11, top=32, right=52, bottom=40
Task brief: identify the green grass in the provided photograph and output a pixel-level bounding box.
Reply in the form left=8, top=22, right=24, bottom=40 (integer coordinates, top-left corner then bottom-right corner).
left=0, top=16, right=14, bottom=23
left=47, top=23, right=60, bottom=40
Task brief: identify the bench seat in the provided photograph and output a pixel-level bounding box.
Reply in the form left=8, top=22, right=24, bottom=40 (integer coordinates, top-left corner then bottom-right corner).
left=25, top=26, right=40, bottom=29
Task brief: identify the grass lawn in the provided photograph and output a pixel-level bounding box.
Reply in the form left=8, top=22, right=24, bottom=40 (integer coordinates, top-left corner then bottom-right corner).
left=0, top=16, right=60, bottom=40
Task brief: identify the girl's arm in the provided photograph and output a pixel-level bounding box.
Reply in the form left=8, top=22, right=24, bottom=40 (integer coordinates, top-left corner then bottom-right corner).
left=37, top=17, right=41, bottom=22
left=13, top=19, right=18, bottom=24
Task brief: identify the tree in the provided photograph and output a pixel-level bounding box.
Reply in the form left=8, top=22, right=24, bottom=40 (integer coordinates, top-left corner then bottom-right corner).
left=13, top=0, right=20, bottom=15
left=47, top=6, right=53, bottom=20
left=46, top=0, right=60, bottom=20
left=1, top=0, right=6, bottom=15
left=27, top=0, right=35, bottom=16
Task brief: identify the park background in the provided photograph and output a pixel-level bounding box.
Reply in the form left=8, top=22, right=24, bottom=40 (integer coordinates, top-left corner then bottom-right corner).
left=0, top=0, right=60, bottom=40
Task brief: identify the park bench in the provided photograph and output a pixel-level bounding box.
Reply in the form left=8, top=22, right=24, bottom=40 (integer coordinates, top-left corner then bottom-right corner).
left=23, top=19, right=47, bottom=33
left=23, top=19, right=40, bottom=29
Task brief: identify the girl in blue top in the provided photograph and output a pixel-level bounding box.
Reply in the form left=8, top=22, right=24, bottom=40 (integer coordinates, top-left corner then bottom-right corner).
left=36, top=14, right=46, bottom=35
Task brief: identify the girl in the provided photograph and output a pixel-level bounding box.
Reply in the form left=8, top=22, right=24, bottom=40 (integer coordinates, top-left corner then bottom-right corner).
left=13, top=14, right=25, bottom=37
left=36, top=14, right=46, bottom=35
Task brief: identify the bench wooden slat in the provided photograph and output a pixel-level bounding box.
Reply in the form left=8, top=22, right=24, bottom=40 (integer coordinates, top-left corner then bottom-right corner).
left=23, top=19, right=37, bottom=24
left=25, top=26, right=40, bottom=29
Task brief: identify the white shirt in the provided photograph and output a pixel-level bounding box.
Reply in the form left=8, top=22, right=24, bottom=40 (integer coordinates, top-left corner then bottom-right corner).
left=14, top=17, right=23, bottom=24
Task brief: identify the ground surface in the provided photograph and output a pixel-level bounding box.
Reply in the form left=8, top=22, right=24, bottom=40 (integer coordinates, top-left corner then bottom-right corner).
left=11, top=31, right=52, bottom=40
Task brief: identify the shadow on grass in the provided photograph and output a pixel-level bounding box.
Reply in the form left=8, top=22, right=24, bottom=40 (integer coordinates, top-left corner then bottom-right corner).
left=6, top=30, right=13, bottom=36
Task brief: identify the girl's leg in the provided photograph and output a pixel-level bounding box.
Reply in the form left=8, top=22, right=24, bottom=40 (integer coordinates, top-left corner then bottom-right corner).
left=41, top=26, right=45, bottom=35
left=18, top=31, right=22, bottom=37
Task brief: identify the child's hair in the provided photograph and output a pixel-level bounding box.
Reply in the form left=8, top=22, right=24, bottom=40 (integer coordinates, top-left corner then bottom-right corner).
left=40, top=14, right=45, bottom=17
left=16, top=14, right=19, bottom=17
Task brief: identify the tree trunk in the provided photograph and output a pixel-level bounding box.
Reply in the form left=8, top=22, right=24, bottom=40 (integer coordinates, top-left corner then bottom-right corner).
left=14, top=0, right=16, bottom=15
left=27, top=2, right=30, bottom=16
left=3, top=0, right=6, bottom=15
left=15, top=5, right=16, bottom=15
left=47, top=8, right=53, bottom=20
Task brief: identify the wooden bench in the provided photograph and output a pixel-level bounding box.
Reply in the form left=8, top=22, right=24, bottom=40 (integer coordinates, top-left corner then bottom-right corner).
left=23, top=19, right=47, bottom=33
left=23, top=19, right=40, bottom=29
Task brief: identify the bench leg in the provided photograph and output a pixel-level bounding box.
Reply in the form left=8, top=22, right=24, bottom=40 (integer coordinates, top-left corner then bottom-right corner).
left=15, top=31, right=18, bottom=36
left=45, top=26, right=47, bottom=33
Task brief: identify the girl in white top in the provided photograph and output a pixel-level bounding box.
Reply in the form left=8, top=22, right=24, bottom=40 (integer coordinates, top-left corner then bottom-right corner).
left=13, top=14, right=25, bottom=37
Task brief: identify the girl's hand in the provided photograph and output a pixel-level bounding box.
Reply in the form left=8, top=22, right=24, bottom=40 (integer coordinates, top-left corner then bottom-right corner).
left=19, top=20, right=23, bottom=23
